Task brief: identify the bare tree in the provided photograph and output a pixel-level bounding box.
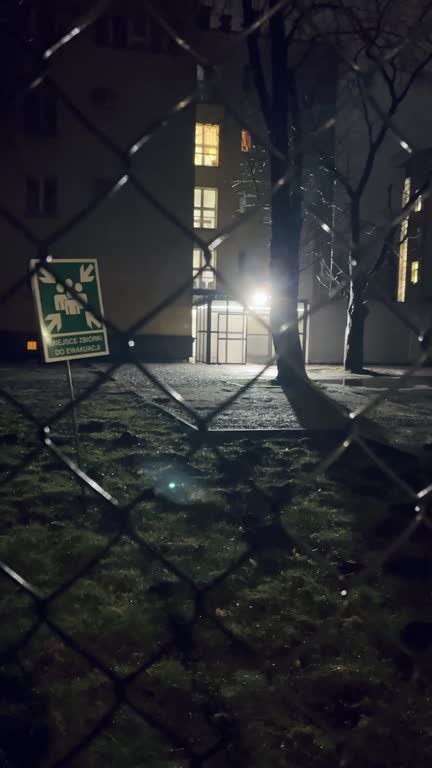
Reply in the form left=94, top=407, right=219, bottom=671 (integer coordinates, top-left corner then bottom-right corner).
left=242, top=0, right=333, bottom=384
left=327, top=1, right=432, bottom=371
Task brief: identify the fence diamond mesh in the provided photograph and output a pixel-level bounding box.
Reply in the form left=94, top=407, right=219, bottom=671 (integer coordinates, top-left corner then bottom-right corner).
left=1, top=1, right=432, bottom=766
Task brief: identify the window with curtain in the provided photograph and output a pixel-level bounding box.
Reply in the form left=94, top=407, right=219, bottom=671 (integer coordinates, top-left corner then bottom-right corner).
left=195, top=123, right=220, bottom=166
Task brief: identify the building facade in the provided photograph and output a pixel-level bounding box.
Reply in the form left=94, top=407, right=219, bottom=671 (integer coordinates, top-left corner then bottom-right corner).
left=4, top=0, right=424, bottom=366
left=0, top=0, right=196, bottom=361
left=190, top=1, right=338, bottom=364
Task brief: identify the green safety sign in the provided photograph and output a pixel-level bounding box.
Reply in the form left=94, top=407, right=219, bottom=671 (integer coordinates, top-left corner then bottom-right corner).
left=31, top=259, right=109, bottom=363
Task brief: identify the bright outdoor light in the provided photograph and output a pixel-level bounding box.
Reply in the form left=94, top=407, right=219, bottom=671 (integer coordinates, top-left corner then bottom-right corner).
left=250, top=290, right=269, bottom=308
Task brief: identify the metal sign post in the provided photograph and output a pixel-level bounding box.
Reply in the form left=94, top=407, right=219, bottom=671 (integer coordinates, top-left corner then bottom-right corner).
left=65, top=358, right=87, bottom=511
left=65, top=359, right=81, bottom=465
left=31, top=259, right=109, bottom=506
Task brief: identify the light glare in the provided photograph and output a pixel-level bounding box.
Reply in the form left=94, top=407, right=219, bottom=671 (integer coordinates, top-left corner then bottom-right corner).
left=250, top=290, right=269, bottom=308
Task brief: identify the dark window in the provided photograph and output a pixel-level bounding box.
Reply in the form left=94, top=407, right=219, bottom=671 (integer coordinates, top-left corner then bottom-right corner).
left=24, top=88, right=57, bottom=136
left=130, top=14, right=169, bottom=51
left=94, top=15, right=128, bottom=47
left=131, top=13, right=151, bottom=47
left=112, top=15, right=128, bottom=47
left=26, top=178, right=40, bottom=216
left=94, top=12, right=171, bottom=51
left=90, top=86, right=116, bottom=110
left=44, top=178, right=57, bottom=216
left=94, top=16, right=109, bottom=45
left=26, top=177, right=58, bottom=217
left=25, top=7, right=56, bottom=45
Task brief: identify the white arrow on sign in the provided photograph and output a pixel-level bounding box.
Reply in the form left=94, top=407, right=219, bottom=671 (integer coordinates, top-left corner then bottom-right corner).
left=39, top=268, right=56, bottom=284
left=45, top=313, right=62, bottom=333
left=80, top=264, right=95, bottom=283
left=85, top=311, right=102, bottom=330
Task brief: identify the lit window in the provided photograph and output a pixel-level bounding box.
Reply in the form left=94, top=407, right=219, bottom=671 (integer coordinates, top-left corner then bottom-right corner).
left=195, top=123, right=220, bottom=166
left=194, top=187, right=217, bottom=228
left=415, top=194, right=422, bottom=212
left=411, top=260, right=419, bottom=284
left=241, top=129, right=251, bottom=152
left=193, top=248, right=217, bottom=289
left=27, top=340, right=38, bottom=351
left=397, top=177, right=411, bottom=302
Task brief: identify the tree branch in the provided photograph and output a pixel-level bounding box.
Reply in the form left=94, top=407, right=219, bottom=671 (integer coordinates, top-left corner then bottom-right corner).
left=357, top=74, right=374, bottom=149
left=398, top=48, right=432, bottom=102
left=242, top=0, right=271, bottom=127
left=367, top=183, right=427, bottom=282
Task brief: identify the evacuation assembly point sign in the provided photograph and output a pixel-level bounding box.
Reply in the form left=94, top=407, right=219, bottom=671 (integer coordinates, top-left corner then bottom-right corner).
left=31, top=259, right=109, bottom=363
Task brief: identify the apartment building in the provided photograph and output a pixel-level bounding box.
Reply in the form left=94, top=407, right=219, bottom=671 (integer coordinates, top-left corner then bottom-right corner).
left=396, top=152, right=432, bottom=312
left=0, top=0, right=196, bottom=361
left=6, top=0, right=417, bottom=367
left=191, top=1, right=338, bottom=364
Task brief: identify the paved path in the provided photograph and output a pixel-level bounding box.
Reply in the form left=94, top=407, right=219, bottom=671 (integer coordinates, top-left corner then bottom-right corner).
left=2, top=363, right=431, bottom=449
left=110, top=363, right=432, bottom=448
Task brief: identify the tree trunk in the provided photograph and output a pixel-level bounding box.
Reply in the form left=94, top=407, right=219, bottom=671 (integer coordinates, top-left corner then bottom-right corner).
left=344, top=199, right=366, bottom=372
left=268, top=5, right=305, bottom=384
left=344, top=278, right=368, bottom=372
left=270, top=182, right=305, bottom=383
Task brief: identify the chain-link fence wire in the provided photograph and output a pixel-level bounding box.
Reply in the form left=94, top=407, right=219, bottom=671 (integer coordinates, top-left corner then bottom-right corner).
left=2, top=0, right=432, bottom=765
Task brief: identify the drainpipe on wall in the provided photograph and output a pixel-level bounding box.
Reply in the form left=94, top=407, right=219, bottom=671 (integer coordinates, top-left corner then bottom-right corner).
left=206, top=298, right=212, bottom=363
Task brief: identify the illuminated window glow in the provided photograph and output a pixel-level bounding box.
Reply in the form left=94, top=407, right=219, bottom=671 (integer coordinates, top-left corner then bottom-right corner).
left=194, top=187, right=217, bottom=228
left=411, top=260, right=419, bottom=284
left=27, top=340, right=38, bottom=351
left=397, top=177, right=411, bottom=302
left=193, top=248, right=217, bottom=289
left=195, top=123, right=219, bottom=166
left=241, top=129, right=251, bottom=152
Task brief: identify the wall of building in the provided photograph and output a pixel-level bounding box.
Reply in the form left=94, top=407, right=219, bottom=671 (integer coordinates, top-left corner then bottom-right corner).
left=334, top=56, right=432, bottom=364
left=193, top=28, right=271, bottom=305
left=0, top=0, right=196, bottom=361
left=308, top=298, right=422, bottom=365
left=193, top=22, right=337, bottom=321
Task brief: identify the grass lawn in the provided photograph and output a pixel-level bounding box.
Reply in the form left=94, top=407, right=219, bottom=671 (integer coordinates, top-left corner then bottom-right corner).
left=1, top=366, right=432, bottom=767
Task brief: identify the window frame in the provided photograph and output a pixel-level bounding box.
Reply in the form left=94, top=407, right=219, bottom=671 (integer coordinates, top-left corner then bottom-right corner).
left=193, top=248, right=217, bottom=289
left=195, top=123, right=220, bottom=167
left=23, top=88, right=57, bottom=136
left=397, top=177, right=411, bottom=302
left=94, top=13, right=169, bottom=51
left=25, top=176, right=58, bottom=217
left=194, top=187, right=218, bottom=229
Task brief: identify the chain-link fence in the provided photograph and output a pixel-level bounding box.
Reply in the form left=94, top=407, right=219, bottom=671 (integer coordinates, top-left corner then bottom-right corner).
left=2, top=1, right=432, bottom=766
